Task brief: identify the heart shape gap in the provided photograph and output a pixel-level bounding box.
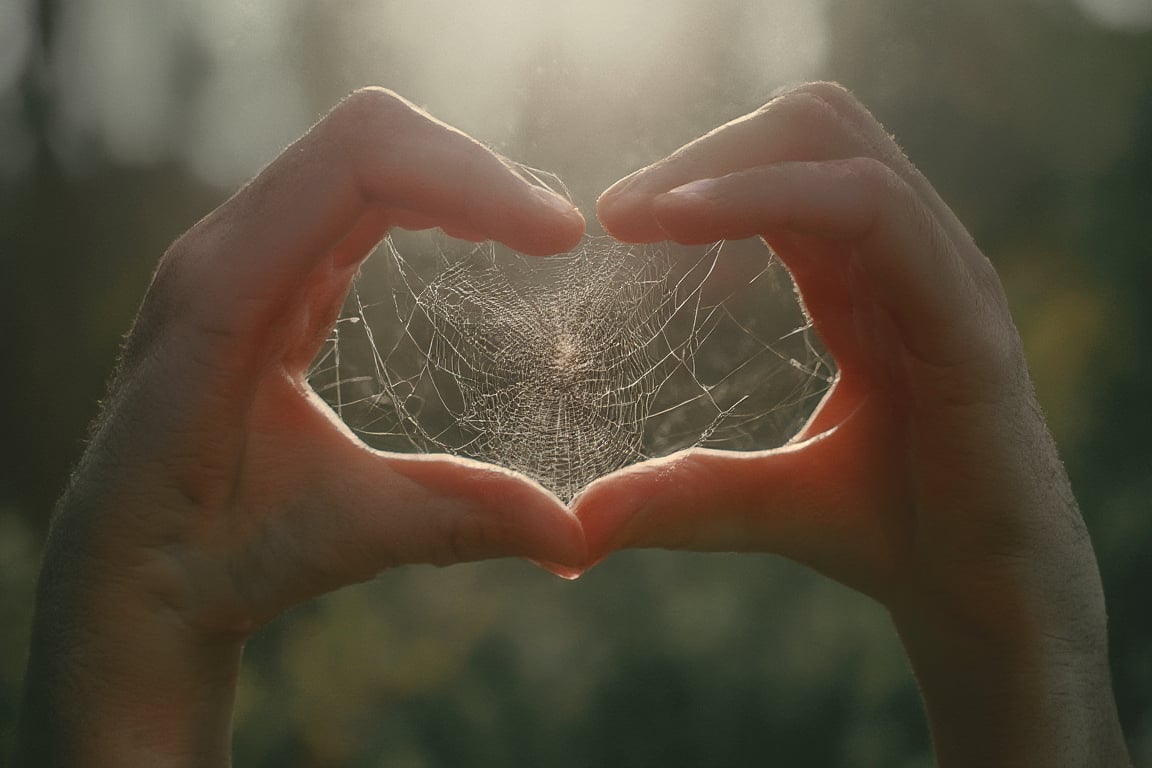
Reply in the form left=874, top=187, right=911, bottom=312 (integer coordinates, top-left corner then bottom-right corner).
left=308, top=231, right=832, bottom=502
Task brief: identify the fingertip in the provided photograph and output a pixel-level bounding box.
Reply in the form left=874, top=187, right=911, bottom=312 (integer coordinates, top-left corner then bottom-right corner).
left=532, top=193, right=588, bottom=256
left=532, top=559, right=590, bottom=580
left=570, top=462, right=664, bottom=559
left=530, top=186, right=581, bottom=223
left=492, top=188, right=587, bottom=257
left=544, top=505, right=591, bottom=568
left=600, top=180, right=745, bottom=246
left=599, top=166, right=645, bottom=200
left=595, top=189, right=667, bottom=243
left=530, top=187, right=588, bottom=244
left=467, top=466, right=589, bottom=566
left=384, top=455, right=587, bottom=566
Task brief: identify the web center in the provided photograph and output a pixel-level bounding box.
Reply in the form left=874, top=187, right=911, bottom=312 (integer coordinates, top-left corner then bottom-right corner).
left=551, top=332, right=579, bottom=374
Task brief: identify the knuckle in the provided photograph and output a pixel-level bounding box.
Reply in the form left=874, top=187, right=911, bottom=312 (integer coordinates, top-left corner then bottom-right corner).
left=792, top=80, right=857, bottom=106
left=793, top=80, right=859, bottom=111
left=872, top=160, right=948, bottom=255
left=330, top=87, right=419, bottom=140
left=149, top=230, right=212, bottom=320
left=127, top=225, right=232, bottom=368
left=766, top=81, right=862, bottom=120
left=340, top=86, right=406, bottom=119
left=757, top=89, right=845, bottom=139
left=439, top=511, right=492, bottom=565
left=755, top=84, right=872, bottom=155
left=760, top=88, right=832, bottom=122
left=131, top=240, right=196, bottom=347
left=788, top=82, right=899, bottom=162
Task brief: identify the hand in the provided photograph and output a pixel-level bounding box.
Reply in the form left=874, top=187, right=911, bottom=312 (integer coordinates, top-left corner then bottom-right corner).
left=19, top=88, right=587, bottom=767
left=575, top=82, right=1130, bottom=766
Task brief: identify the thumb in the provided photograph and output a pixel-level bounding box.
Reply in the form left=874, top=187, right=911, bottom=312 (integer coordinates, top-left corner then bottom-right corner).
left=571, top=395, right=900, bottom=593
left=262, top=383, right=589, bottom=587
left=336, top=446, right=589, bottom=568
left=379, top=453, right=589, bottom=568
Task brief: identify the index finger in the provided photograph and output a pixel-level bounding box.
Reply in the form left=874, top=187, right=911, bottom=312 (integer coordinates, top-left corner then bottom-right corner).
left=597, top=82, right=964, bottom=245
left=150, top=88, right=585, bottom=366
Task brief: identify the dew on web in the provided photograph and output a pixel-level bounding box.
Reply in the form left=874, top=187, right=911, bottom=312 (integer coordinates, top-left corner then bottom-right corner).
left=308, top=231, right=834, bottom=503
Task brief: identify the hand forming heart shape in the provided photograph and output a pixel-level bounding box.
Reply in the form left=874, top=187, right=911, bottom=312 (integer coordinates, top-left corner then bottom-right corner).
left=24, top=84, right=1124, bottom=767
left=44, top=81, right=1094, bottom=643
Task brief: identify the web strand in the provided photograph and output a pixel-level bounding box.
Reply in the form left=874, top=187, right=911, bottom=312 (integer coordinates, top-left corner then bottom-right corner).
left=309, top=234, right=833, bottom=502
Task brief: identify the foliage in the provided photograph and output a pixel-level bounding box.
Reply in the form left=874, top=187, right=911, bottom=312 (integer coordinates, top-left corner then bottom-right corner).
left=1, top=0, right=1150, bottom=764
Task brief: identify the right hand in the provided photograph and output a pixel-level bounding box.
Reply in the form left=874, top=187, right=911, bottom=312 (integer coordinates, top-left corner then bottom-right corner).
left=575, top=82, right=1130, bottom=766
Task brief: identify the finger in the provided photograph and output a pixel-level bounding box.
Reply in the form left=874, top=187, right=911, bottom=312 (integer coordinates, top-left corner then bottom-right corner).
left=284, top=450, right=588, bottom=600
left=799, top=82, right=973, bottom=245
left=759, top=230, right=870, bottom=380
left=597, top=81, right=967, bottom=248
left=598, top=85, right=868, bottom=242
left=150, top=88, right=584, bottom=381
left=248, top=381, right=588, bottom=592
left=571, top=396, right=901, bottom=594
left=328, top=442, right=588, bottom=573
left=378, top=454, right=587, bottom=567
left=651, top=159, right=1004, bottom=367
left=387, top=209, right=488, bottom=242
left=789, top=375, right=863, bottom=444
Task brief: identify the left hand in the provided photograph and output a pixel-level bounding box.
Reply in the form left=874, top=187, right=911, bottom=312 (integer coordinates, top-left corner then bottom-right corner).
left=19, top=88, right=587, bottom=767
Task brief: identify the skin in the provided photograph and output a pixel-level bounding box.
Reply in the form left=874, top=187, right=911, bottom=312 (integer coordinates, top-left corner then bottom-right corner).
left=17, top=88, right=588, bottom=767
left=576, top=82, right=1131, bottom=766
left=18, top=83, right=1131, bottom=766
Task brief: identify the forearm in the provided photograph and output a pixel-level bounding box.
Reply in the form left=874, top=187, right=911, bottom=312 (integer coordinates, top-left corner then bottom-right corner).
left=18, top=597, right=242, bottom=766
left=18, top=515, right=244, bottom=767
left=894, top=610, right=1131, bottom=767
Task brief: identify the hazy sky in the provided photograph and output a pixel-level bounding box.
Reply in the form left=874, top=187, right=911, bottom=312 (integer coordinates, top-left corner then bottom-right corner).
left=2, top=0, right=1148, bottom=188
left=14, top=0, right=824, bottom=186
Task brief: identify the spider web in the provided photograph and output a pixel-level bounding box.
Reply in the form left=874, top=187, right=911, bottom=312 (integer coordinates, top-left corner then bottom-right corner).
left=309, top=232, right=833, bottom=502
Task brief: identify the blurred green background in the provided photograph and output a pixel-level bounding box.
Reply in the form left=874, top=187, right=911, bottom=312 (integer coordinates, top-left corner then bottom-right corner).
left=2, top=0, right=1151, bottom=765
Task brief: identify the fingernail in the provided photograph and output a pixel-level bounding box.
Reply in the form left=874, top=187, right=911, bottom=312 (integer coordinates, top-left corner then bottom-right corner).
left=533, top=561, right=588, bottom=581
left=532, top=186, right=577, bottom=215
left=666, top=178, right=720, bottom=198
left=600, top=167, right=645, bottom=200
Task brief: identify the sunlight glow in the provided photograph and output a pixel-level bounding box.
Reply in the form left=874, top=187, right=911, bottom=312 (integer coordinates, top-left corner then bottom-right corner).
left=374, top=0, right=829, bottom=145
left=46, top=0, right=831, bottom=185
left=1072, top=0, right=1152, bottom=30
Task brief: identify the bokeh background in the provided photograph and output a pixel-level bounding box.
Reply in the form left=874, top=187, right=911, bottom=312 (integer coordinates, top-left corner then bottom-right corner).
left=2, top=0, right=1151, bottom=765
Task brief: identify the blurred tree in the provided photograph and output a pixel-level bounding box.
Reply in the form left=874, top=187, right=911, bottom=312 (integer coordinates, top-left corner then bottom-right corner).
left=1076, top=79, right=1152, bottom=765
left=2, top=0, right=1150, bottom=765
